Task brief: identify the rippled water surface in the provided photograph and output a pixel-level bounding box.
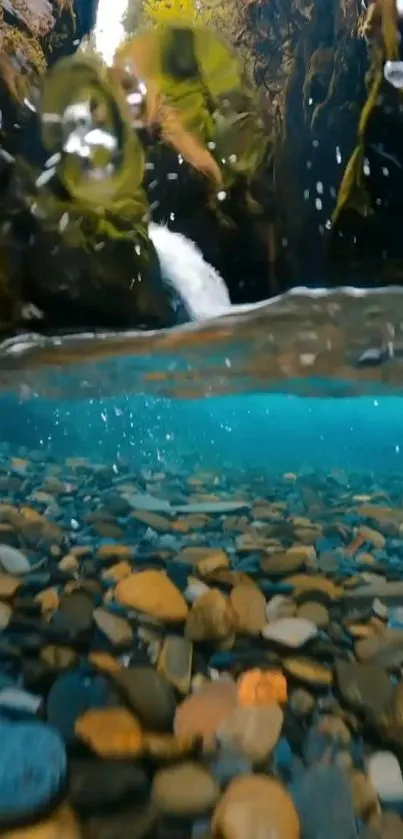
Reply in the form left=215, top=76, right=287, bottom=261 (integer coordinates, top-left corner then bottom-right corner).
left=3, top=286, right=403, bottom=400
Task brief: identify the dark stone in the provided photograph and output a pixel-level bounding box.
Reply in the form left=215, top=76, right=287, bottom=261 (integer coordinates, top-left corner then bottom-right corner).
left=69, top=757, right=150, bottom=814
left=83, top=802, right=159, bottom=839
left=114, top=666, right=176, bottom=731
left=51, top=591, right=95, bottom=639
left=335, top=660, right=394, bottom=721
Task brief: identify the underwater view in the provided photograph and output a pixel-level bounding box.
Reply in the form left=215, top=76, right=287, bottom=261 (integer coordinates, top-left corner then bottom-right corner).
left=2, top=0, right=403, bottom=838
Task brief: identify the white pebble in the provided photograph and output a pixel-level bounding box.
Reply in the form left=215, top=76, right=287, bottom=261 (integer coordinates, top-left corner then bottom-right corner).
left=184, top=580, right=210, bottom=603
left=265, top=595, right=291, bottom=622
left=368, top=751, right=403, bottom=802
left=0, top=687, right=42, bottom=714
left=262, top=617, right=317, bottom=647
left=0, top=544, right=31, bottom=575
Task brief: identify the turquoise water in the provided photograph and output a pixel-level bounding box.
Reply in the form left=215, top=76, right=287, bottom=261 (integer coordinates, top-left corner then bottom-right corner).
left=2, top=392, right=403, bottom=475
left=1, top=286, right=403, bottom=472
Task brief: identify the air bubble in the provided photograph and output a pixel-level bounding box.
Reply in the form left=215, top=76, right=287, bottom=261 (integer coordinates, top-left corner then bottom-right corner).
left=384, top=60, right=403, bottom=90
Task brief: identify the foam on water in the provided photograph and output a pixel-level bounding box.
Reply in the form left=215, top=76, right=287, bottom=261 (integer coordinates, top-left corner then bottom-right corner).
left=149, top=223, right=232, bottom=320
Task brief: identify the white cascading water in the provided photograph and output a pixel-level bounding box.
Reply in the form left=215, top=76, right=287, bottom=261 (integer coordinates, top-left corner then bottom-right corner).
left=93, top=0, right=232, bottom=321
left=149, top=223, right=231, bottom=320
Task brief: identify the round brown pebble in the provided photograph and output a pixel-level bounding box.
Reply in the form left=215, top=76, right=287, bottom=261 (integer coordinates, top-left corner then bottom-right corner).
left=75, top=707, right=143, bottom=757
left=296, top=602, right=329, bottom=628
left=218, top=703, right=284, bottom=763
left=212, top=774, right=300, bottom=839
left=185, top=589, right=235, bottom=642
left=283, top=658, right=333, bottom=687
left=175, top=678, right=238, bottom=749
left=115, top=570, right=188, bottom=622
left=152, top=761, right=219, bottom=815
left=229, top=584, right=267, bottom=635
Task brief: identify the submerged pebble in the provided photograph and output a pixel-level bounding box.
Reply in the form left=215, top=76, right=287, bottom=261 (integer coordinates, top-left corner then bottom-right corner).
left=0, top=450, right=401, bottom=838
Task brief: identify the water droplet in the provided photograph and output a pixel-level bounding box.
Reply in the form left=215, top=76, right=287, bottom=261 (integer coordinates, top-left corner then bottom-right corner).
left=384, top=60, right=403, bottom=90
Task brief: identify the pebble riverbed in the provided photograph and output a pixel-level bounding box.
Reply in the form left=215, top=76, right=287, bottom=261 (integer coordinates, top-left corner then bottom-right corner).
left=0, top=453, right=403, bottom=838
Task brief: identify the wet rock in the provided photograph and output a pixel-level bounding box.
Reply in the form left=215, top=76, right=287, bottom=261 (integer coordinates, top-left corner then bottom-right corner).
left=364, top=812, right=403, bottom=839
left=291, top=764, right=357, bottom=839
left=0, top=546, right=32, bottom=575
left=296, top=602, right=329, bottom=628
left=41, top=645, right=77, bottom=670
left=261, top=547, right=308, bottom=576
left=0, top=601, right=12, bottom=629
left=93, top=608, right=133, bottom=648
left=115, top=570, right=188, bottom=622
left=102, top=561, right=132, bottom=581
left=35, top=587, right=59, bottom=615
left=152, top=762, right=219, bottom=815
left=283, top=658, right=333, bottom=687
left=358, top=527, right=386, bottom=549
left=69, top=757, right=150, bottom=813
left=130, top=510, right=175, bottom=531
left=355, top=631, right=403, bottom=670
left=0, top=574, right=22, bottom=599
left=47, top=670, right=117, bottom=742
left=212, top=774, right=300, bottom=839
left=185, top=590, right=235, bottom=642
left=175, top=678, right=238, bottom=749
left=157, top=635, right=193, bottom=694
left=229, top=583, right=267, bottom=635
left=92, top=522, right=125, bottom=540
left=367, top=751, right=403, bottom=803
left=83, top=802, right=158, bottom=839
left=287, top=575, right=341, bottom=599
left=218, top=703, right=283, bottom=763
left=175, top=501, right=250, bottom=514
left=289, top=688, right=315, bottom=717
left=113, top=666, right=176, bottom=730
left=343, top=582, right=403, bottom=607
left=262, top=617, right=317, bottom=647
left=176, top=547, right=222, bottom=565
left=209, top=744, right=252, bottom=784
left=0, top=720, right=67, bottom=828
left=52, top=591, right=95, bottom=638
left=0, top=687, right=42, bottom=716
left=350, top=770, right=380, bottom=820
left=125, top=494, right=173, bottom=513
left=1, top=802, right=81, bottom=839
left=196, top=550, right=230, bottom=577
left=97, top=545, right=134, bottom=562
left=266, top=596, right=296, bottom=621
left=75, top=707, right=144, bottom=757
left=335, top=661, right=394, bottom=720
left=303, top=715, right=351, bottom=764
left=143, top=732, right=195, bottom=760
left=237, top=668, right=288, bottom=705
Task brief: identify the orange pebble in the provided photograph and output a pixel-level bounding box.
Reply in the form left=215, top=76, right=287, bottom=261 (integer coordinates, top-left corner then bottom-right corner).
left=237, top=668, right=288, bottom=706
left=88, top=652, right=122, bottom=673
